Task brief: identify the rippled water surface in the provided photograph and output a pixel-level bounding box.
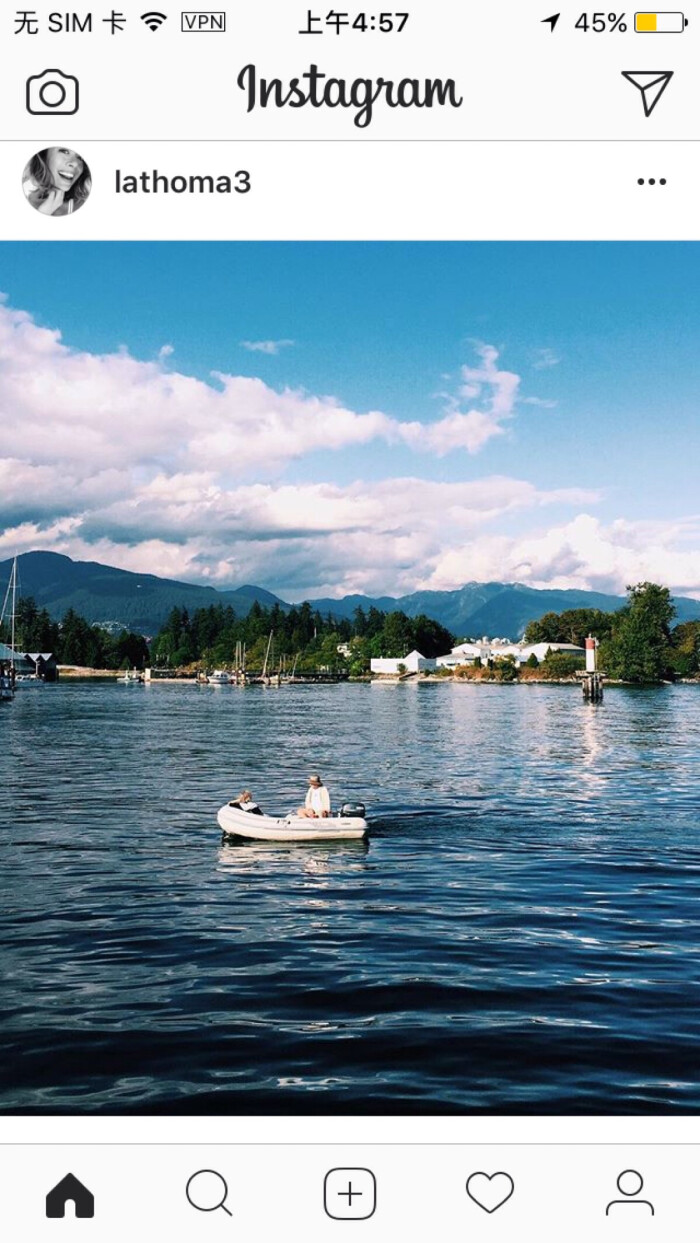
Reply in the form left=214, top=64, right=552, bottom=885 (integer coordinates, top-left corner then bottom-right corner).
left=1, top=680, right=699, bottom=1113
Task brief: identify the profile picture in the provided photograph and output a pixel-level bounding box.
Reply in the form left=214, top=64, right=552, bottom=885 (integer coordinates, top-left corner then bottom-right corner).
left=22, top=146, right=91, bottom=217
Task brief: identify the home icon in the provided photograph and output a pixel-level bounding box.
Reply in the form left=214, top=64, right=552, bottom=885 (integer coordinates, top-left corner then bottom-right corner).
left=46, top=1173, right=95, bottom=1218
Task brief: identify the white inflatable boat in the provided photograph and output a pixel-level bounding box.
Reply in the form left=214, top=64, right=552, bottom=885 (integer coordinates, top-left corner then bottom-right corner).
left=217, top=802, right=368, bottom=842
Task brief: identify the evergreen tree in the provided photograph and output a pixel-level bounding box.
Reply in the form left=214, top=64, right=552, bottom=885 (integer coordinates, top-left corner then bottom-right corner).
left=606, top=582, right=675, bottom=682
left=6, top=597, right=60, bottom=652
left=352, top=606, right=367, bottom=637
left=412, top=614, right=454, bottom=659
left=377, top=611, right=414, bottom=657
left=669, top=621, right=700, bottom=677
left=366, top=606, right=385, bottom=638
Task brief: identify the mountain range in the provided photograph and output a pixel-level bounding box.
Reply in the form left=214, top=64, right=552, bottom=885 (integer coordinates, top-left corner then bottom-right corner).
left=2, top=552, right=281, bottom=636
left=3, top=551, right=700, bottom=638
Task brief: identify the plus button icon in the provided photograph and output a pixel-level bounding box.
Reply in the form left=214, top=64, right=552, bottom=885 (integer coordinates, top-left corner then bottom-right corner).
left=324, top=1168, right=377, bottom=1220
left=339, top=1181, right=363, bottom=1206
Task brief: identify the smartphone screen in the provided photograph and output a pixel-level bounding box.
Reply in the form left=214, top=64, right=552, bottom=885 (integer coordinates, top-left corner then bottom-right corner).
left=1, top=2, right=698, bottom=1237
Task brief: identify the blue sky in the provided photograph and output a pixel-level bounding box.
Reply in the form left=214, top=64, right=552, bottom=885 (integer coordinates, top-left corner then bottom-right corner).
left=1, top=242, right=699, bottom=598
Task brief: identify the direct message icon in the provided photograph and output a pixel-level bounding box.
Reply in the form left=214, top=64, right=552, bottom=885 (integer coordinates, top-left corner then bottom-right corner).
left=622, top=69, right=674, bottom=116
left=466, top=1171, right=514, bottom=1214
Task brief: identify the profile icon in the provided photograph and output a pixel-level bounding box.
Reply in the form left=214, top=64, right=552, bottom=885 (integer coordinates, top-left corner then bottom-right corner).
left=605, top=1169, right=654, bottom=1216
left=22, top=146, right=91, bottom=217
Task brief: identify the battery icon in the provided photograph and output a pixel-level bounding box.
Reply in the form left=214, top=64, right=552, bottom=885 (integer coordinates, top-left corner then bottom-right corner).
left=635, top=11, right=688, bottom=31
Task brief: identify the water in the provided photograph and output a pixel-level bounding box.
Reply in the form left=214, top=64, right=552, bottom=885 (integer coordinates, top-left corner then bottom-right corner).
left=1, top=680, right=699, bottom=1114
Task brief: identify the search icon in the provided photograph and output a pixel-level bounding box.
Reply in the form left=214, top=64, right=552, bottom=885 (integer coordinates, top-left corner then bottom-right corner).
left=186, top=1169, right=232, bottom=1216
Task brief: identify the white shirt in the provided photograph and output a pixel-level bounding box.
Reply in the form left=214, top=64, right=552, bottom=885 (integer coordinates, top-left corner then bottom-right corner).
left=306, top=784, right=330, bottom=814
left=310, top=787, right=324, bottom=813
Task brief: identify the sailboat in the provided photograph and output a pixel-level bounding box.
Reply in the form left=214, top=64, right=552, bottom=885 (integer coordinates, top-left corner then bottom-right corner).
left=0, top=557, right=18, bottom=701
left=118, top=665, right=144, bottom=684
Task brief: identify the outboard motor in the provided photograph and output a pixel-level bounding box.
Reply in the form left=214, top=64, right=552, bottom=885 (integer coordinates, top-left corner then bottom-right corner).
left=339, top=802, right=366, bottom=819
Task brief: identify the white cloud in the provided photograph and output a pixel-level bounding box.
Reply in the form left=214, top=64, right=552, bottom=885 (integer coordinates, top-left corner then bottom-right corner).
left=0, top=472, right=600, bottom=598
left=240, top=339, right=295, bottom=355
left=532, top=348, right=560, bottom=370
left=90, top=474, right=595, bottom=545
left=0, top=298, right=561, bottom=595
left=0, top=457, right=132, bottom=522
left=6, top=297, right=694, bottom=600
left=1, top=304, right=525, bottom=482
left=420, top=514, right=700, bottom=598
left=0, top=302, right=396, bottom=478
left=522, top=397, right=557, bottom=409
left=398, top=343, right=523, bottom=456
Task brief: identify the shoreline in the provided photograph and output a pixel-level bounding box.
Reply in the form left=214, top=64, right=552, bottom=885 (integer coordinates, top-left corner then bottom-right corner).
left=53, top=666, right=700, bottom=688
left=57, top=667, right=198, bottom=682
left=374, top=673, right=700, bottom=687
left=57, top=666, right=123, bottom=678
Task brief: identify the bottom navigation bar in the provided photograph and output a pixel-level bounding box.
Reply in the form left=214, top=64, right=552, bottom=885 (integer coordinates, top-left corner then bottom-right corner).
left=1, top=1143, right=694, bottom=1240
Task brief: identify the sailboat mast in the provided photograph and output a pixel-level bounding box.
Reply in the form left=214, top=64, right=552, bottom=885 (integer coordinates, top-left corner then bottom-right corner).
left=261, top=630, right=273, bottom=679
left=10, top=557, right=16, bottom=669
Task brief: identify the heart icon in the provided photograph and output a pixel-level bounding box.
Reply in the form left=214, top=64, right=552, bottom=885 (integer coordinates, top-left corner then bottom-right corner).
left=466, top=1171, right=515, bottom=1213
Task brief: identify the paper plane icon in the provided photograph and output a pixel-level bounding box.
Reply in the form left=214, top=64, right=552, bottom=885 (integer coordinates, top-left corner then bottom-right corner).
left=622, top=70, right=674, bottom=117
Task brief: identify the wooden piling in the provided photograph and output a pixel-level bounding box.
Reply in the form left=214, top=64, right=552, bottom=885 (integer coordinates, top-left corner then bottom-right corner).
left=582, top=671, right=604, bottom=702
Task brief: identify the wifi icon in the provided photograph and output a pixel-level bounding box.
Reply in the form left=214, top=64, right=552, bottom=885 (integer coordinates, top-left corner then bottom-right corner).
left=140, top=10, right=167, bottom=30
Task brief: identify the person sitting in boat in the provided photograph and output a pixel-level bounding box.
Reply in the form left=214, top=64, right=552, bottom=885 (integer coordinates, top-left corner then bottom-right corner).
left=297, top=773, right=331, bottom=819
left=229, top=789, right=264, bottom=815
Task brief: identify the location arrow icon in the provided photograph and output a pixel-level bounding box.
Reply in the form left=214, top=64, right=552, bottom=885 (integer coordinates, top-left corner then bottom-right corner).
left=542, top=13, right=560, bottom=30
left=622, top=70, right=674, bottom=117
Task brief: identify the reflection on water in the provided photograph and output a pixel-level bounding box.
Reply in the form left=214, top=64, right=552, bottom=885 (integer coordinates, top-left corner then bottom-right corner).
left=1, top=681, right=700, bottom=1113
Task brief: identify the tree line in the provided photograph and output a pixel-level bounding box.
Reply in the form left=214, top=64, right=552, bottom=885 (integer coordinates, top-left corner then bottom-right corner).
left=524, top=582, right=700, bottom=682
left=4, top=581, right=698, bottom=682
left=1, top=594, right=455, bottom=676
left=0, top=597, right=149, bottom=670
left=151, top=600, right=455, bottom=675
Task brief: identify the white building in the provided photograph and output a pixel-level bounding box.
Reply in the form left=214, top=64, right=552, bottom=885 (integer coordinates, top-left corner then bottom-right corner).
left=436, top=640, right=585, bottom=669
left=436, top=641, right=491, bottom=669
left=370, top=649, right=437, bottom=675
left=371, top=639, right=586, bottom=676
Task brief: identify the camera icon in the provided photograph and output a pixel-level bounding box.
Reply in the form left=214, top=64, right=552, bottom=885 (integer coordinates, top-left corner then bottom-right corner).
left=26, top=69, right=79, bottom=115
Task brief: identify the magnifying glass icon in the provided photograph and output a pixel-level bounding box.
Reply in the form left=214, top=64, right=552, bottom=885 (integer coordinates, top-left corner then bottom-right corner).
left=186, top=1169, right=233, bottom=1217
